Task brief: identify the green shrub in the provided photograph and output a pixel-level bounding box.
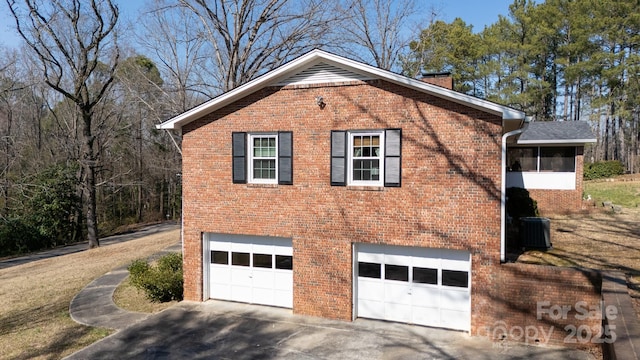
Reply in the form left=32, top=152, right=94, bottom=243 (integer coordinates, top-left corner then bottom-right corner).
left=157, top=252, right=183, bottom=272
left=128, top=259, right=151, bottom=289
left=0, top=218, right=42, bottom=257
left=128, top=253, right=183, bottom=302
left=583, top=160, right=625, bottom=180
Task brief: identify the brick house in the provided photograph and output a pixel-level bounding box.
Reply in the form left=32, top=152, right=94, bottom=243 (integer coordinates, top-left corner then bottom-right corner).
left=158, top=50, right=596, bottom=335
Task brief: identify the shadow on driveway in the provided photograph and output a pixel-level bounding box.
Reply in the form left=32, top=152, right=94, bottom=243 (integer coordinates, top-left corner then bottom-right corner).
left=64, top=301, right=595, bottom=360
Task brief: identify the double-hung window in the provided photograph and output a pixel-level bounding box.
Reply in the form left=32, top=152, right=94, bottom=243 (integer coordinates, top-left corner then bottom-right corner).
left=232, top=131, right=293, bottom=185
left=349, top=132, right=384, bottom=186
left=249, top=134, right=278, bottom=183
left=331, top=129, right=401, bottom=187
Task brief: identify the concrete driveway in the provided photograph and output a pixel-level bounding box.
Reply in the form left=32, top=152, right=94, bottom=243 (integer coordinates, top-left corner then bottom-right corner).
left=65, top=300, right=595, bottom=360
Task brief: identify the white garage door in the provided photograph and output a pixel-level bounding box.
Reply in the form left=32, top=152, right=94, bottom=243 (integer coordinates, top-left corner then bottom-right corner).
left=356, top=244, right=470, bottom=331
left=206, top=234, right=293, bottom=308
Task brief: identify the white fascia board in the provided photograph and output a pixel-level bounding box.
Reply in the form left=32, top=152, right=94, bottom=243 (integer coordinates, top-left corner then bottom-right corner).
left=157, top=49, right=526, bottom=130
left=517, top=139, right=597, bottom=145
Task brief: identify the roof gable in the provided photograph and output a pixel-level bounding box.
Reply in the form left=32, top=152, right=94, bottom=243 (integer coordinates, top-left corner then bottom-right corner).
left=158, top=49, right=525, bottom=130
left=274, top=62, right=372, bottom=86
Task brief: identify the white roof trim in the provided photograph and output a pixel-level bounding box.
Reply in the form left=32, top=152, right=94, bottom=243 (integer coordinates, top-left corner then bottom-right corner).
left=158, top=49, right=525, bottom=130
left=517, top=139, right=597, bottom=145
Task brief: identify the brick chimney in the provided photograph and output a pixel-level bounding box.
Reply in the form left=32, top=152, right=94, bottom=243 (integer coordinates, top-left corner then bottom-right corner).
left=420, top=72, right=453, bottom=90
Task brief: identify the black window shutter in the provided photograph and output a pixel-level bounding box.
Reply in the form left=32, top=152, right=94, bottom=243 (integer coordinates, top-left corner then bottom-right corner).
left=384, top=129, right=402, bottom=187
left=232, top=132, right=247, bottom=183
left=331, top=131, right=347, bottom=186
left=278, top=131, right=293, bottom=185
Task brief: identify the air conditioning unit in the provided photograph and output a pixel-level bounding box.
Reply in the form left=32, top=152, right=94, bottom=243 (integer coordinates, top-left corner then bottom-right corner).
left=520, top=217, right=552, bottom=249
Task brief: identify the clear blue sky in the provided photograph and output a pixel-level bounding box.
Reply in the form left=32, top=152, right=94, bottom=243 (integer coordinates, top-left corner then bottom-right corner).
left=0, top=0, right=517, bottom=49
left=440, top=0, right=515, bottom=32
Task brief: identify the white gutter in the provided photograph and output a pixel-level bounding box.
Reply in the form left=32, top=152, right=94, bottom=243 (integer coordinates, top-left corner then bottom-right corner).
left=500, top=119, right=530, bottom=262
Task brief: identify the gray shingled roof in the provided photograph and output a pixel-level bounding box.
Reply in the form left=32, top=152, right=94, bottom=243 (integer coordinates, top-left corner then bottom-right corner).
left=517, top=121, right=596, bottom=144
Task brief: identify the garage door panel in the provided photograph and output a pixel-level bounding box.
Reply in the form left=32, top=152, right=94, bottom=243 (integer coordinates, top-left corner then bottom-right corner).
left=252, top=270, right=275, bottom=287
left=412, top=286, right=441, bottom=307
left=384, top=254, right=412, bottom=265
left=357, top=251, right=384, bottom=263
left=358, top=299, right=384, bottom=319
left=441, top=289, right=470, bottom=310
left=230, top=285, right=252, bottom=303
left=231, top=266, right=251, bottom=279
left=210, top=266, right=231, bottom=282
left=230, top=242, right=253, bottom=253
left=273, top=272, right=292, bottom=290
left=206, top=234, right=293, bottom=309
left=441, top=309, right=469, bottom=330
left=358, top=279, right=383, bottom=300
left=356, top=244, right=470, bottom=332
left=385, top=302, right=412, bottom=323
left=252, top=243, right=274, bottom=254
left=410, top=256, right=440, bottom=269
left=252, top=287, right=274, bottom=305
left=210, top=283, right=231, bottom=300
left=412, top=306, right=440, bottom=326
left=440, top=255, right=470, bottom=271
left=210, top=242, right=231, bottom=251
left=273, top=244, right=293, bottom=256
left=275, top=289, right=292, bottom=308
left=384, top=282, right=411, bottom=305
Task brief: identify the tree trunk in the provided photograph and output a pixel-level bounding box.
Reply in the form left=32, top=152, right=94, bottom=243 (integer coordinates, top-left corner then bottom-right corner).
left=82, top=111, right=99, bottom=248
left=617, top=115, right=625, bottom=169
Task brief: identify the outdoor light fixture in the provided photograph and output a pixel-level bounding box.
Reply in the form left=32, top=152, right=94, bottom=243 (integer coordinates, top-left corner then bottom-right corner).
left=315, top=96, right=326, bottom=109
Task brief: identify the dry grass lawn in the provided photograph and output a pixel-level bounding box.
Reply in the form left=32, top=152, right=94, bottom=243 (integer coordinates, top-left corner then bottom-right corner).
left=517, top=202, right=640, bottom=321
left=113, top=273, right=179, bottom=313
left=0, top=228, right=180, bottom=359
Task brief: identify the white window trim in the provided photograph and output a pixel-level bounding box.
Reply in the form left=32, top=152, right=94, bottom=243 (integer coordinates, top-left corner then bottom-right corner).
left=248, top=133, right=278, bottom=184
left=348, top=131, right=385, bottom=186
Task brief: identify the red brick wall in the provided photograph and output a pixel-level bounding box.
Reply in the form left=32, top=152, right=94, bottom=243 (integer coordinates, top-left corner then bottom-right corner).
left=477, top=263, right=601, bottom=349
left=420, top=75, right=453, bottom=89
left=529, top=147, right=585, bottom=215
left=181, top=79, right=503, bottom=329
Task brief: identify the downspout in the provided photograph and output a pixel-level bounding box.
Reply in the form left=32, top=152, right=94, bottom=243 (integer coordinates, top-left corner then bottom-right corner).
left=500, top=118, right=530, bottom=262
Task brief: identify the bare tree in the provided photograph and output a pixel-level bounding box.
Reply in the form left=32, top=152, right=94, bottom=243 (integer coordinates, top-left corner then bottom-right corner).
left=0, top=48, right=21, bottom=216
left=176, top=0, right=339, bottom=92
left=336, top=0, right=424, bottom=71
left=6, top=0, right=120, bottom=248
left=137, top=0, right=210, bottom=108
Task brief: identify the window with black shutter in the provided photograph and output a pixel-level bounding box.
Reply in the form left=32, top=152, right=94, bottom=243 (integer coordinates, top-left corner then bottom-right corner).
left=232, top=131, right=293, bottom=185
left=331, top=129, right=401, bottom=187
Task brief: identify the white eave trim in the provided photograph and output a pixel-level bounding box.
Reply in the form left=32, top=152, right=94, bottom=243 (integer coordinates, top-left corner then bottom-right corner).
left=517, top=139, right=597, bottom=145
left=157, top=49, right=526, bottom=130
